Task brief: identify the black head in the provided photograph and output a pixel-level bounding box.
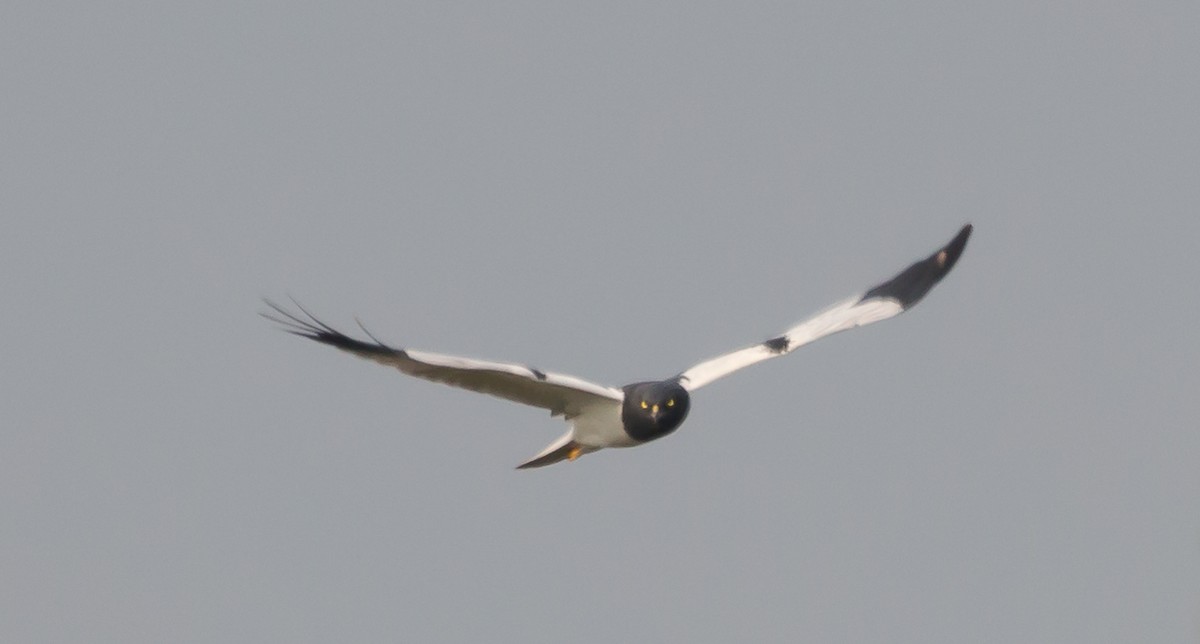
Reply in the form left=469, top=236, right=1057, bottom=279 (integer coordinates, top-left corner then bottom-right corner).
left=620, top=380, right=691, bottom=442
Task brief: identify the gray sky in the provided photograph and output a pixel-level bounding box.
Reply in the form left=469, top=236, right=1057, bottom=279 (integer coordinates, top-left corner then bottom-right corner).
left=3, top=2, right=1198, bottom=642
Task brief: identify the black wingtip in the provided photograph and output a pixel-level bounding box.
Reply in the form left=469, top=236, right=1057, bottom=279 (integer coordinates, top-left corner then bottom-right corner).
left=860, top=223, right=973, bottom=308
left=260, top=297, right=401, bottom=357
left=940, top=224, right=973, bottom=273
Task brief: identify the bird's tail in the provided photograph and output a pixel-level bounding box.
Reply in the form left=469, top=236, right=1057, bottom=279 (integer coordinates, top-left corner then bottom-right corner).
left=516, top=430, right=597, bottom=469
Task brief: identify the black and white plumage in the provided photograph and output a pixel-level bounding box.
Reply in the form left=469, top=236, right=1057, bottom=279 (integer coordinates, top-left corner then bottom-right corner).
left=264, top=224, right=972, bottom=468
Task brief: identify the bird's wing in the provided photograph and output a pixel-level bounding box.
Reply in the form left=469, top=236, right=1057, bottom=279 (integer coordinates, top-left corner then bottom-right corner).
left=263, top=299, right=624, bottom=419
left=676, top=224, right=972, bottom=392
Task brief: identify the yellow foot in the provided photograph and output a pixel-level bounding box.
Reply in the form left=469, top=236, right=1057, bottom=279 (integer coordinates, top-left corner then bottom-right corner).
left=566, top=446, right=583, bottom=461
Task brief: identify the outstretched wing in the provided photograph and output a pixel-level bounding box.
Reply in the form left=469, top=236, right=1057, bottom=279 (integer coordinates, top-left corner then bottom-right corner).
left=263, top=299, right=624, bottom=419
left=676, top=224, right=972, bottom=392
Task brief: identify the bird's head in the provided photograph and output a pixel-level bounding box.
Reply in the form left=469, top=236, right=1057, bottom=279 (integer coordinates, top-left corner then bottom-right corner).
left=620, top=380, right=691, bottom=442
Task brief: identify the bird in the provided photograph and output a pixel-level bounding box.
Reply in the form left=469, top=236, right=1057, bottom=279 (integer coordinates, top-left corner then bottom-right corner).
left=263, top=224, right=972, bottom=469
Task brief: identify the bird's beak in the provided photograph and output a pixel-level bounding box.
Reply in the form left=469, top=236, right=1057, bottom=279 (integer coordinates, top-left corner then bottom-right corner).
left=650, top=404, right=660, bottom=421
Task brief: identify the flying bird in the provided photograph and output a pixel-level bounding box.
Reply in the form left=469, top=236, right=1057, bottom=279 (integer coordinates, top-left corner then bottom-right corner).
left=264, top=224, right=972, bottom=468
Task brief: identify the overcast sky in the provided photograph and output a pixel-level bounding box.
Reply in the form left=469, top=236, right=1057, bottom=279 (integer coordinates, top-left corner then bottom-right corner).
left=3, top=3, right=1198, bottom=642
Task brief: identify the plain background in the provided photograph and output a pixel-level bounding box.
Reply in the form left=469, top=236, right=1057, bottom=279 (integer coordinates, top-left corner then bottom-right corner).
left=3, top=3, right=1198, bottom=642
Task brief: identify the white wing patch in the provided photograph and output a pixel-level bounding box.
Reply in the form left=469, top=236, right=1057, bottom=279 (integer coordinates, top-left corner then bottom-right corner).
left=401, top=348, right=623, bottom=402
left=677, top=297, right=903, bottom=391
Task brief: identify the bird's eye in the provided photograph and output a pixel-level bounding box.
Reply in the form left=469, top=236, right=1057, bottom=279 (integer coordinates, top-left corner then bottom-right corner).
left=640, top=400, right=648, bottom=409
left=667, top=399, right=675, bottom=407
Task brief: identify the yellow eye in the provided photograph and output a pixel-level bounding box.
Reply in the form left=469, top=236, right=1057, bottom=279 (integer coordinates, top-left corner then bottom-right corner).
left=666, top=399, right=675, bottom=407
left=640, top=400, right=648, bottom=409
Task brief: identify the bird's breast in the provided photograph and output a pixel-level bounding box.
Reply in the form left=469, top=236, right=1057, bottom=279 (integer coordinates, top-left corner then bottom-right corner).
left=571, top=403, right=640, bottom=448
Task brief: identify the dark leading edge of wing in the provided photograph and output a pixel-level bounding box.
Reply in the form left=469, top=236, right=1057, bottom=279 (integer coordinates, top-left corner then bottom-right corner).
left=861, top=224, right=972, bottom=309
